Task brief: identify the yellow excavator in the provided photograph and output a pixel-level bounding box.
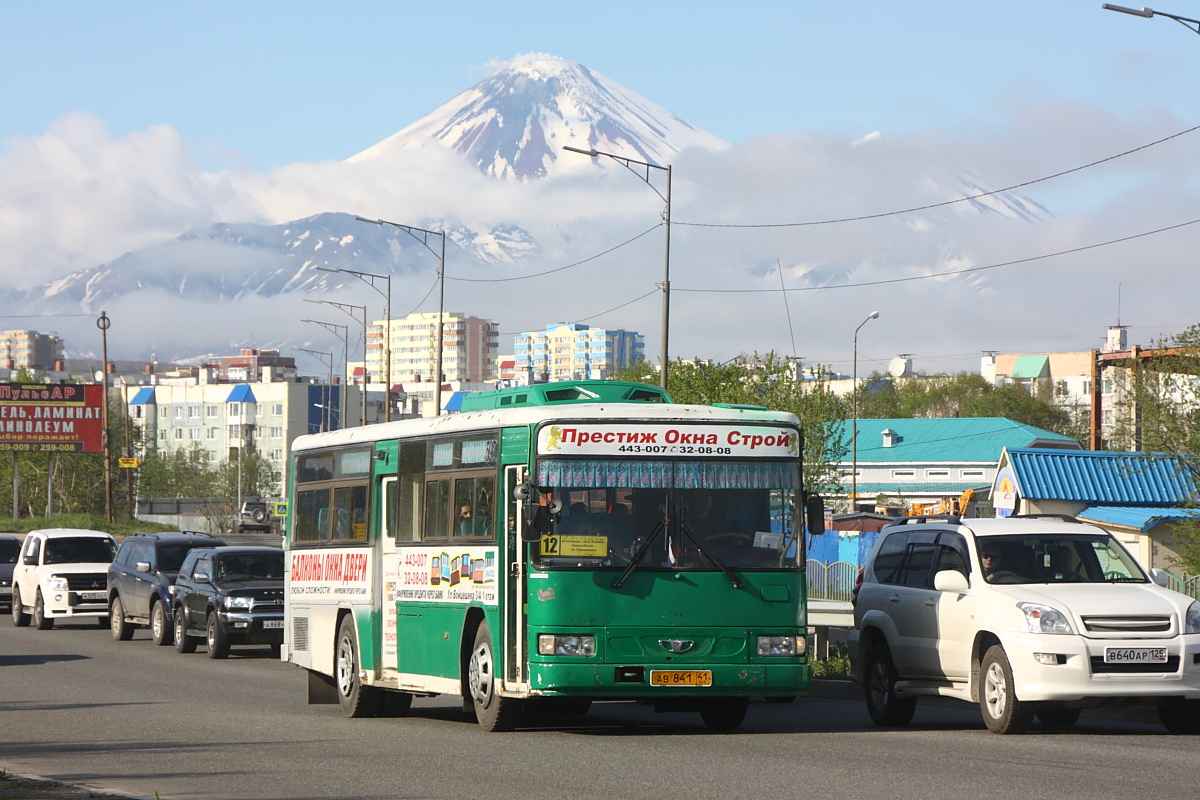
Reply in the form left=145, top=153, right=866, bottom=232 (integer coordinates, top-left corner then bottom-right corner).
left=911, top=488, right=975, bottom=517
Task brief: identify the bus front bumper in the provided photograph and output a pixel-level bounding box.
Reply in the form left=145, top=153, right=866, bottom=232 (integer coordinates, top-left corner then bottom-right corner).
left=527, top=661, right=810, bottom=697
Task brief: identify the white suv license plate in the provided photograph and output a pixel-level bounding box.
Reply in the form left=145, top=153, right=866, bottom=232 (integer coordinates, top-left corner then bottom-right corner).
left=262, top=620, right=284, bottom=629
left=1105, top=647, right=1167, bottom=664
left=79, top=591, right=106, bottom=602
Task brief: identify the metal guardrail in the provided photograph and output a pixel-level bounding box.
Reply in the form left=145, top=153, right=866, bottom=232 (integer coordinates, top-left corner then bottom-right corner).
left=806, top=560, right=859, bottom=603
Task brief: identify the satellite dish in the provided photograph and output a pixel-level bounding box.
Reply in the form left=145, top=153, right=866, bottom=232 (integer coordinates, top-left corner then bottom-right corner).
left=887, top=357, right=911, bottom=379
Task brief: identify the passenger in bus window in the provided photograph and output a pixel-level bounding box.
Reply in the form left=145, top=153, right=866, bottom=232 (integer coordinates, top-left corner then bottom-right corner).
left=459, top=505, right=474, bottom=536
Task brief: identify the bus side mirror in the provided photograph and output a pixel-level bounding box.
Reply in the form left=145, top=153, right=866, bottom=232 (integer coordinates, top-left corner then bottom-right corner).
left=805, top=495, right=825, bottom=536
left=517, top=484, right=562, bottom=543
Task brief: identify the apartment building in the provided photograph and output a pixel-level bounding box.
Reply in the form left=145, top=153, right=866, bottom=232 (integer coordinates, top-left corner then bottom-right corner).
left=364, top=311, right=498, bottom=385
left=0, top=330, right=65, bottom=371
left=125, top=379, right=352, bottom=492
left=513, top=323, right=644, bottom=382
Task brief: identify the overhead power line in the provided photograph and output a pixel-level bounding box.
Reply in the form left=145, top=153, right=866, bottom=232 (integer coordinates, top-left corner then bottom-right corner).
left=447, top=225, right=661, bottom=283
left=676, top=216, right=1200, bottom=294
left=675, top=124, right=1200, bottom=229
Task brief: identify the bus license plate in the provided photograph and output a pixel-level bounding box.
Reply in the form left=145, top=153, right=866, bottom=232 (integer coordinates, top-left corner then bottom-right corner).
left=262, top=620, right=284, bottom=629
left=1105, top=647, right=1167, bottom=664
left=650, top=670, right=712, bottom=687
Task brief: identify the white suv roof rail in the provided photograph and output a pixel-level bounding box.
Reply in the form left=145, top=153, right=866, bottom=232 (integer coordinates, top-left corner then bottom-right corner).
left=882, top=514, right=962, bottom=529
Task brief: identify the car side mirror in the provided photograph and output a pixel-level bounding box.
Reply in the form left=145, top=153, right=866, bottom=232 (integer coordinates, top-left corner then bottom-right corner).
left=22, top=553, right=37, bottom=566
left=933, top=569, right=969, bottom=593
left=1149, top=568, right=1169, bottom=588
left=194, top=571, right=211, bottom=584
left=136, top=561, right=152, bottom=573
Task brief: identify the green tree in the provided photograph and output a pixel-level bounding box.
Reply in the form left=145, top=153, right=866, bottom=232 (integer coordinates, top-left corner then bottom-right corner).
left=610, top=353, right=848, bottom=494
left=1111, top=324, right=1200, bottom=574
left=854, top=372, right=1078, bottom=438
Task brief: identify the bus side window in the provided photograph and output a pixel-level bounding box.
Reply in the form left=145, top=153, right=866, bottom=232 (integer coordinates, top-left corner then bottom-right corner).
left=297, top=488, right=331, bottom=543
left=424, top=479, right=451, bottom=540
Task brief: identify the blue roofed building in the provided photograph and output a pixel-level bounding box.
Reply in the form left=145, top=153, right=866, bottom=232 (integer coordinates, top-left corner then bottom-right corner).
left=833, top=417, right=1082, bottom=513
left=992, top=447, right=1198, bottom=571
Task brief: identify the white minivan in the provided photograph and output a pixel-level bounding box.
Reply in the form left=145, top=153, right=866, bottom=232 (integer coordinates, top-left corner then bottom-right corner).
left=11, top=528, right=117, bottom=630
left=848, top=515, right=1200, bottom=734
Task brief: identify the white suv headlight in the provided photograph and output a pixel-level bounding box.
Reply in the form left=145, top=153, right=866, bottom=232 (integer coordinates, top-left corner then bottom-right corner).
left=1186, top=601, right=1200, bottom=634
left=47, top=575, right=70, bottom=593
left=1018, top=602, right=1075, bottom=635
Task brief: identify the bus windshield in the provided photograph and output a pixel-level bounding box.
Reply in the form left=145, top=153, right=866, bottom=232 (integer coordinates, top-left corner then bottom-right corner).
left=533, top=459, right=800, bottom=571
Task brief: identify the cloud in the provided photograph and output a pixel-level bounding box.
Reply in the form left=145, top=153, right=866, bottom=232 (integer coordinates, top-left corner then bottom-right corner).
left=4, top=103, right=1200, bottom=375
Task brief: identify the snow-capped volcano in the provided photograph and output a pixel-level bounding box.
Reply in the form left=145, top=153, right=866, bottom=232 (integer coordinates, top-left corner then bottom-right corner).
left=347, top=53, right=728, bottom=179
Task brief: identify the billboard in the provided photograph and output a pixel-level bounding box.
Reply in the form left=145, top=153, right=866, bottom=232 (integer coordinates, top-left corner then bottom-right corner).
left=0, top=383, right=105, bottom=453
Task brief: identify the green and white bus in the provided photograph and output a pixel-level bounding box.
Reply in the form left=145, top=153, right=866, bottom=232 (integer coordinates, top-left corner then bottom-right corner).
left=283, top=380, right=820, bottom=731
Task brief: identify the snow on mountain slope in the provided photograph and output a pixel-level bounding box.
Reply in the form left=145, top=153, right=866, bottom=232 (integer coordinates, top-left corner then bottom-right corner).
left=347, top=53, right=728, bottom=179
left=23, top=212, right=537, bottom=312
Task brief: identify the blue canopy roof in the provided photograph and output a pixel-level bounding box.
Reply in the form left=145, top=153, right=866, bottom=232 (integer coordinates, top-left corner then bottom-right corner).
left=1002, top=448, right=1196, bottom=505
left=443, top=391, right=467, bottom=412
left=226, top=385, right=257, bottom=403
left=129, top=387, right=156, bottom=405
left=1078, top=505, right=1196, bottom=532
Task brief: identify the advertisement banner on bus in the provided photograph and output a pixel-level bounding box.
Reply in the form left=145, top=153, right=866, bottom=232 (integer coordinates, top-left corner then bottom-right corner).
left=537, top=423, right=798, bottom=459
left=288, top=549, right=372, bottom=597
left=398, top=547, right=497, bottom=605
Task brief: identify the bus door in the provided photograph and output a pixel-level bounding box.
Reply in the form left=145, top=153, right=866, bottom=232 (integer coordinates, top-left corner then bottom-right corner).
left=502, top=465, right=530, bottom=693
left=375, top=454, right=400, bottom=684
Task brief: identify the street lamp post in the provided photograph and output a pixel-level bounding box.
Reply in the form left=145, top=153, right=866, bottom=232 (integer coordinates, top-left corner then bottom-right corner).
left=319, top=265, right=392, bottom=421
left=295, top=348, right=335, bottom=431
left=356, top=217, right=447, bottom=416
left=305, top=299, right=367, bottom=424
left=851, top=310, right=880, bottom=511
left=1103, top=4, right=1200, bottom=34
left=562, top=146, right=673, bottom=391
left=301, top=319, right=349, bottom=429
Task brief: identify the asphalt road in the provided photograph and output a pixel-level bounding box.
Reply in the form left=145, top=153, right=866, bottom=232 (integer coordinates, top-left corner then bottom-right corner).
left=2, top=619, right=1199, bottom=800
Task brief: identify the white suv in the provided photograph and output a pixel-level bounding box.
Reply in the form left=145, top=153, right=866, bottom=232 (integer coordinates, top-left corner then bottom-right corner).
left=848, top=515, right=1200, bottom=734
left=11, top=528, right=117, bottom=630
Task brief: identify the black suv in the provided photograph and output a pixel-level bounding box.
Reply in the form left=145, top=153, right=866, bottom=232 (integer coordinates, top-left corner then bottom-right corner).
left=171, top=546, right=285, bottom=658
left=108, top=531, right=225, bottom=645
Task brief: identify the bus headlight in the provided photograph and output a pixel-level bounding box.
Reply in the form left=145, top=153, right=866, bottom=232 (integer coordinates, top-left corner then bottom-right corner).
left=538, top=634, right=595, bottom=657
left=757, top=635, right=802, bottom=656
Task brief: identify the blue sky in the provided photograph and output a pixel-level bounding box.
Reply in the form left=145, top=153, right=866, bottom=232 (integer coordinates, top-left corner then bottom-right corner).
left=4, top=1, right=1198, bottom=170
left=3, top=1, right=1200, bottom=370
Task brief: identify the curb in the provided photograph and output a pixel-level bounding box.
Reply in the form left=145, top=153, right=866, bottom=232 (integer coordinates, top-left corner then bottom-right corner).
left=10, top=772, right=160, bottom=800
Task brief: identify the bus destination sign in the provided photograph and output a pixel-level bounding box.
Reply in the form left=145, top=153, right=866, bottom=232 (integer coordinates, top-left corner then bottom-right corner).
left=537, top=423, right=798, bottom=458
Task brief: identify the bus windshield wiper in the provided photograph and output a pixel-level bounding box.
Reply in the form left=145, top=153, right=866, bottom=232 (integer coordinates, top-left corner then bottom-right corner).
left=680, top=523, right=743, bottom=589
left=611, top=517, right=666, bottom=589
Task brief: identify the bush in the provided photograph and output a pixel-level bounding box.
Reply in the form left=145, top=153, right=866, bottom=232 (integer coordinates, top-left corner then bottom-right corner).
left=1, top=513, right=177, bottom=538
left=811, top=644, right=852, bottom=679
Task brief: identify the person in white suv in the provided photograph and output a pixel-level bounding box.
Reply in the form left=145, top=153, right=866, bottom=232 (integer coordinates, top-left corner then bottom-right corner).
left=849, top=515, right=1200, bottom=734
left=11, top=528, right=117, bottom=630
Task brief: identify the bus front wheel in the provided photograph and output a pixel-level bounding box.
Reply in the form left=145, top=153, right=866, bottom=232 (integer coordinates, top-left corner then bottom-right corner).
left=467, top=621, right=521, bottom=732
left=337, top=615, right=382, bottom=718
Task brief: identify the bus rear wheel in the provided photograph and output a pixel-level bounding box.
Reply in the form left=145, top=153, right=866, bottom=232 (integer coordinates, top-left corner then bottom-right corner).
left=336, top=615, right=382, bottom=718
left=467, top=621, right=521, bottom=732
